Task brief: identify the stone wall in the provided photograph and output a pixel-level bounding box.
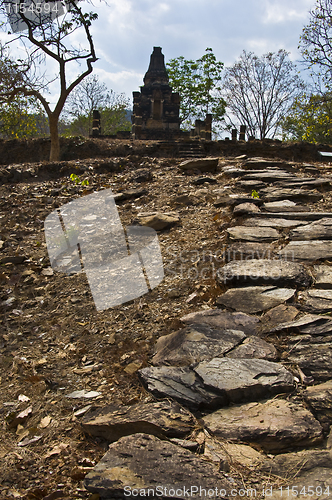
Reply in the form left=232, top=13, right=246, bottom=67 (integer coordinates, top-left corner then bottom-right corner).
left=0, top=136, right=332, bottom=165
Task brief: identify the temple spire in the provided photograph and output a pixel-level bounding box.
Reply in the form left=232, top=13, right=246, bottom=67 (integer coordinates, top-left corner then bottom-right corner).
left=143, top=47, right=169, bottom=86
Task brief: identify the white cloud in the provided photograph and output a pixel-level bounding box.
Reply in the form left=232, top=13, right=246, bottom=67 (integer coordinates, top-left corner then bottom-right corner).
left=261, top=0, right=313, bottom=24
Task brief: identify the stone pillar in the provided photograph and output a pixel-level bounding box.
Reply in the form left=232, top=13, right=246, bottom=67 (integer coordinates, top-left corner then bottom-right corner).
left=239, top=125, right=246, bottom=141
left=231, top=129, right=237, bottom=141
left=92, top=110, right=101, bottom=137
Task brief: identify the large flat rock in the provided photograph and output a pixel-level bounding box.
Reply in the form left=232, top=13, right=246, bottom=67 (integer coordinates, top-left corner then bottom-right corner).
left=243, top=217, right=309, bottom=228
left=137, top=212, right=180, bottom=230
left=263, top=200, right=307, bottom=212
left=303, top=380, right=332, bottom=427
left=278, top=240, right=332, bottom=261
left=286, top=339, right=332, bottom=382
left=241, top=170, right=296, bottom=182
left=217, top=259, right=312, bottom=288
left=261, top=187, right=323, bottom=203
left=203, top=399, right=323, bottom=453
left=81, top=401, right=197, bottom=442
left=276, top=178, right=331, bottom=189
left=227, top=226, right=280, bottom=242
left=216, top=286, right=295, bottom=313
left=233, top=202, right=261, bottom=215
left=259, top=449, right=332, bottom=476
left=138, top=366, right=227, bottom=410
left=180, top=309, right=260, bottom=336
left=84, top=434, right=239, bottom=499
left=302, top=289, right=332, bottom=313
left=225, top=242, right=275, bottom=261
left=226, top=337, right=277, bottom=360
left=251, top=212, right=332, bottom=221
left=314, top=265, right=332, bottom=288
left=290, top=219, right=332, bottom=240
left=260, top=304, right=299, bottom=333
left=179, top=157, right=219, bottom=172
left=139, top=358, right=294, bottom=409
left=242, top=159, right=294, bottom=170
left=151, top=324, right=245, bottom=366
left=194, top=358, right=294, bottom=403
left=270, top=314, right=332, bottom=335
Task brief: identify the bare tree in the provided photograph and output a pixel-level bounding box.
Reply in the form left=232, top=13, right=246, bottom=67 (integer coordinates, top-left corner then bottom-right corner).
left=64, top=74, right=130, bottom=136
left=223, top=50, right=304, bottom=139
left=300, top=0, right=332, bottom=85
left=0, top=0, right=99, bottom=160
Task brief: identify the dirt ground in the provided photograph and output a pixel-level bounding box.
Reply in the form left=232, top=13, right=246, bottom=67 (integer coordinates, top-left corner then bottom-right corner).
left=1, top=143, right=332, bottom=499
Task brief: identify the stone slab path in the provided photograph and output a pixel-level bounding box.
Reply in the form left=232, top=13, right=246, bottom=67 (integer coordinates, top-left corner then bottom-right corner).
left=84, top=156, right=332, bottom=498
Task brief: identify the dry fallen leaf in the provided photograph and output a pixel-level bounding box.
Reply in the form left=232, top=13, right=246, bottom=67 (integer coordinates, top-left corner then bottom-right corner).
left=39, top=415, right=52, bottom=429
left=43, top=443, right=69, bottom=459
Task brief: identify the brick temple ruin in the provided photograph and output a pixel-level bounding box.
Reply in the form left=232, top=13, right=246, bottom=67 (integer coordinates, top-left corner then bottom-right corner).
left=131, top=47, right=182, bottom=140
left=91, top=47, right=241, bottom=142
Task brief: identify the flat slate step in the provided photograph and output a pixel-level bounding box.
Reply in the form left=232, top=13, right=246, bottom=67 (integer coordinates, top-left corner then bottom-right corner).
left=203, top=399, right=323, bottom=453
left=226, top=242, right=275, bottom=261
left=313, top=265, right=332, bottom=289
left=84, top=434, right=240, bottom=499
left=290, top=219, right=332, bottom=240
left=286, top=337, right=332, bottom=382
left=270, top=314, right=332, bottom=335
left=151, top=324, right=245, bottom=367
left=275, top=178, right=331, bottom=189
left=138, top=365, right=227, bottom=409
left=241, top=171, right=297, bottom=182
left=217, top=259, right=312, bottom=288
left=138, top=359, right=294, bottom=410
left=260, top=188, right=323, bottom=203
left=242, top=159, right=295, bottom=171
left=243, top=217, right=309, bottom=228
left=263, top=200, right=308, bottom=212
left=81, top=400, right=197, bottom=442
left=227, top=226, right=280, bottom=242
left=225, top=336, right=278, bottom=361
left=303, top=380, right=332, bottom=427
left=180, top=309, right=260, bottom=336
left=278, top=240, right=332, bottom=261
left=250, top=212, right=332, bottom=221
left=302, top=289, right=332, bottom=313
left=216, top=286, right=295, bottom=314
left=235, top=180, right=267, bottom=189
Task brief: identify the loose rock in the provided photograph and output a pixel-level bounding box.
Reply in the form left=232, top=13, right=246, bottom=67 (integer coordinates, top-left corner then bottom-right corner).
left=203, top=399, right=323, bottom=453
left=216, top=286, right=295, bottom=313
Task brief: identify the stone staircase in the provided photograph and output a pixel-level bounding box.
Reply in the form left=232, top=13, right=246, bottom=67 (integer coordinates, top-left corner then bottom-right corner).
left=82, top=156, right=332, bottom=498
left=156, top=139, right=206, bottom=158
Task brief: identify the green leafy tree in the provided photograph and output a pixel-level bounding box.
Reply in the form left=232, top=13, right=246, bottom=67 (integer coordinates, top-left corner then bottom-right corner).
left=63, top=75, right=131, bottom=136
left=282, top=91, right=332, bottom=144
left=0, top=0, right=99, bottom=160
left=166, top=48, right=226, bottom=130
left=0, top=95, right=39, bottom=138
left=223, top=50, right=305, bottom=139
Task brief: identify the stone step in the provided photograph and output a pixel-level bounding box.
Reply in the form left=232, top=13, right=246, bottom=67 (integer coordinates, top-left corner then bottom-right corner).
left=278, top=240, right=332, bottom=261
left=248, top=212, right=332, bottom=220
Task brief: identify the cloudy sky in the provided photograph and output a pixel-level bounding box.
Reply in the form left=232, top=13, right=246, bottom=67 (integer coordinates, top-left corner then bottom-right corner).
left=1, top=0, right=316, bottom=105
left=88, top=0, right=315, bottom=100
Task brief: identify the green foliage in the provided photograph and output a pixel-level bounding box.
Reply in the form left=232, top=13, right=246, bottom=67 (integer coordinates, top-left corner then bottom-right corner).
left=282, top=92, right=332, bottom=144
left=166, top=48, right=226, bottom=130
left=70, top=173, right=89, bottom=186
left=251, top=190, right=260, bottom=199
left=0, top=95, right=44, bottom=138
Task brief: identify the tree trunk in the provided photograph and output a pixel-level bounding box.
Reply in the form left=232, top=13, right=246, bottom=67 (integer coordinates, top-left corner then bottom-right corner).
left=49, top=114, right=60, bottom=161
